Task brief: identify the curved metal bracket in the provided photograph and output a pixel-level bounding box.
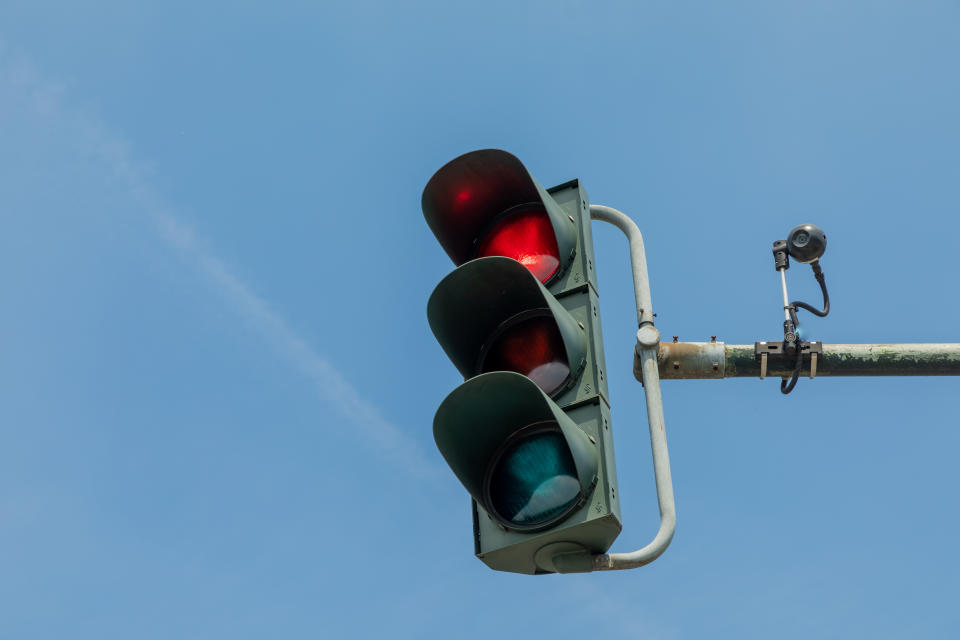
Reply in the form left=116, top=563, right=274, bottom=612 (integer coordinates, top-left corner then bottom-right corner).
left=552, top=205, right=676, bottom=573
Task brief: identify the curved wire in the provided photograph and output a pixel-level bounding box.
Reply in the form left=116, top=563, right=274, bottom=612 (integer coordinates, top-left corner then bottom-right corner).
left=780, top=343, right=803, bottom=394
left=791, top=261, right=829, bottom=317
left=781, top=261, right=829, bottom=394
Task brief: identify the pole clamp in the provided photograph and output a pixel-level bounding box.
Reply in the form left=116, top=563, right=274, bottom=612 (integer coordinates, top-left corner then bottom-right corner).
left=754, top=341, right=823, bottom=379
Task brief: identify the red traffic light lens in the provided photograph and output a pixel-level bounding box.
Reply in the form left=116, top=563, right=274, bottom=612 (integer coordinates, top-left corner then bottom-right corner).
left=480, top=313, right=570, bottom=396
left=476, top=209, right=561, bottom=284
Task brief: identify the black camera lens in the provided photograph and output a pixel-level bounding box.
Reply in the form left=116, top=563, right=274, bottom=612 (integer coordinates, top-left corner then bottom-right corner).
left=786, top=224, right=826, bottom=263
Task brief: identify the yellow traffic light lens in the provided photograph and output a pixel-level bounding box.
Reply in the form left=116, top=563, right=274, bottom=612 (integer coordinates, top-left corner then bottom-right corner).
left=479, top=313, right=571, bottom=396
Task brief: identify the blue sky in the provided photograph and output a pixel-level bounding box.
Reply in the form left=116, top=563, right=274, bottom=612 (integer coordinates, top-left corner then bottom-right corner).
left=2, top=2, right=959, bottom=638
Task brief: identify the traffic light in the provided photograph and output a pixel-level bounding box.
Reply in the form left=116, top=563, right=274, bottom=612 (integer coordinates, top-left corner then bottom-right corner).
left=424, top=149, right=621, bottom=574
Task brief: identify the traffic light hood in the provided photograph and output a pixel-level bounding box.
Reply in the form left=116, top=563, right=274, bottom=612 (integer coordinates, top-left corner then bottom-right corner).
left=426, top=257, right=587, bottom=397
left=433, top=371, right=599, bottom=532
left=421, top=149, right=576, bottom=279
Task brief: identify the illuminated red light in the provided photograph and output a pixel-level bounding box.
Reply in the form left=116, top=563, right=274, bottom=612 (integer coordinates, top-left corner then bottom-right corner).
left=476, top=209, right=561, bottom=284
left=480, top=315, right=570, bottom=396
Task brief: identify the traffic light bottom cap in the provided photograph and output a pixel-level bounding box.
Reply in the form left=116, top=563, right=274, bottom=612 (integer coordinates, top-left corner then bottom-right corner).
left=532, top=542, right=592, bottom=574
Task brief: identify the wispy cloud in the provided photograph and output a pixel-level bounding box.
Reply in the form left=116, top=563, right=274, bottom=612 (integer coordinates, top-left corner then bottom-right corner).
left=1, top=47, right=437, bottom=477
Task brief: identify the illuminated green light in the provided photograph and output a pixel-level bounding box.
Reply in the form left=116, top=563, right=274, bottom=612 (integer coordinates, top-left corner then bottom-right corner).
left=488, top=428, right=580, bottom=528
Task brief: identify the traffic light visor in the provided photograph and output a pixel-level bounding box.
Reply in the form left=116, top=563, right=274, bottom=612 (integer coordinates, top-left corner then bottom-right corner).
left=422, top=149, right=576, bottom=284
left=427, top=257, right=586, bottom=397
left=433, top=372, right=599, bottom=532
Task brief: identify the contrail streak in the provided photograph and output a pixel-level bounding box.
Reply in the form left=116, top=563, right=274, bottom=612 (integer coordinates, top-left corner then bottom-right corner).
left=1, top=49, right=437, bottom=477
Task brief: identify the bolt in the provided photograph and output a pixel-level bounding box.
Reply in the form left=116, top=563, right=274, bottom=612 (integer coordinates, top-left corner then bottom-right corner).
left=711, top=336, right=716, bottom=342
left=673, top=336, right=679, bottom=343
left=673, top=361, right=680, bottom=370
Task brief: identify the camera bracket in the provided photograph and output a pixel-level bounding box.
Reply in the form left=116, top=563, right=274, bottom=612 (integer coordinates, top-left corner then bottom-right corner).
left=766, top=224, right=830, bottom=394
left=772, top=239, right=790, bottom=271
left=755, top=341, right=823, bottom=380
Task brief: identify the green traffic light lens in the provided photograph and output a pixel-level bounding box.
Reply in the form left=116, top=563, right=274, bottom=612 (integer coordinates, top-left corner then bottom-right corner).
left=487, top=425, right=581, bottom=529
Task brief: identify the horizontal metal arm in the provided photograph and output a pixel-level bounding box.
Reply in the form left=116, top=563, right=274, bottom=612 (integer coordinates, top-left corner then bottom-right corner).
left=645, top=342, right=960, bottom=380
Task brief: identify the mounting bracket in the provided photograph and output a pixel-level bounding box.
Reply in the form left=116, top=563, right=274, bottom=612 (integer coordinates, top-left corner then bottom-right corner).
left=755, top=341, right=823, bottom=380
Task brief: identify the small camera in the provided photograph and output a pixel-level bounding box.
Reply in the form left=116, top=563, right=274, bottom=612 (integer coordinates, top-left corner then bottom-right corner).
left=786, top=224, right=827, bottom=264
left=765, top=223, right=831, bottom=394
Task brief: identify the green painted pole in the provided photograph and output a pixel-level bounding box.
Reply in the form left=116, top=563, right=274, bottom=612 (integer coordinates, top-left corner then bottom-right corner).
left=640, top=342, right=960, bottom=381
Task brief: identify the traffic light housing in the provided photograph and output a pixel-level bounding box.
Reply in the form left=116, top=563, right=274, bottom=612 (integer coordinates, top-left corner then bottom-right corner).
left=424, top=149, right=621, bottom=574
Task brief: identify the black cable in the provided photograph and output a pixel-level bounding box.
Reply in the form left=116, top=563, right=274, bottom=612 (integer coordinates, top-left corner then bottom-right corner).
left=780, top=262, right=829, bottom=395
left=780, top=305, right=803, bottom=394
left=787, top=305, right=800, bottom=330
left=790, top=261, right=829, bottom=318
left=780, top=344, right=803, bottom=394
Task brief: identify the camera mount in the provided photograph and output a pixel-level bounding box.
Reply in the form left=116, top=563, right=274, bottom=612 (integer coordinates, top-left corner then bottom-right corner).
left=764, top=224, right=831, bottom=394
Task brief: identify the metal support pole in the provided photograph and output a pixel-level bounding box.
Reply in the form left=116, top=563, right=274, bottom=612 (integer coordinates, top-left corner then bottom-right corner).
left=552, top=205, right=675, bottom=573
left=649, top=342, right=960, bottom=380
left=588, top=205, right=656, bottom=328
left=780, top=270, right=791, bottom=322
